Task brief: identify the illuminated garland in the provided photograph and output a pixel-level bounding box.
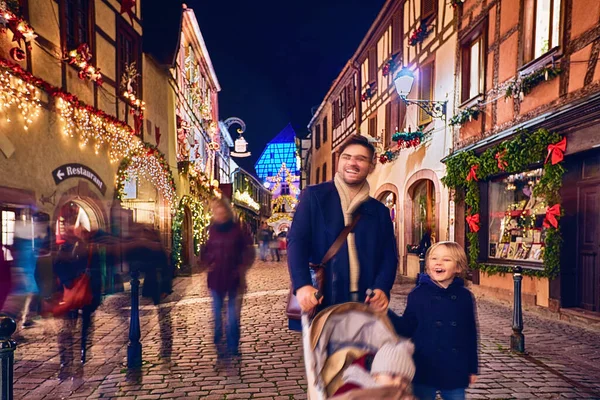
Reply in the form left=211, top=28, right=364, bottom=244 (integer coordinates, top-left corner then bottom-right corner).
left=267, top=163, right=300, bottom=197
left=268, top=213, right=293, bottom=224
left=505, top=65, right=562, bottom=100
left=172, top=195, right=211, bottom=270
left=449, top=104, right=482, bottom=127
left=234, top=190, right=260, bottom=212
left=272, top=194, right=298, bottom=211
left=0, top=58, right=139, bottom=162
left=0, top=69, right=41, bottom=130
left=0, top=2, right=37, bottom=62
left=116, top=143, right=177, bottom=207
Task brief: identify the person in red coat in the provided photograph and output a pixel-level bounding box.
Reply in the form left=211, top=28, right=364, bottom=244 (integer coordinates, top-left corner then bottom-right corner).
left=202, top=198, right=254, bottom=358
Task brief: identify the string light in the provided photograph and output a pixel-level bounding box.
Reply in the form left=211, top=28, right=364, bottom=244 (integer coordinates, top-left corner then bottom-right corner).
left=234, top=190, right=260, bottom=212
left=267, top=163, right=300, bottom=197
left=0, top=70, right=41, bottom=130
left=172, top=195, right=211, bottom=270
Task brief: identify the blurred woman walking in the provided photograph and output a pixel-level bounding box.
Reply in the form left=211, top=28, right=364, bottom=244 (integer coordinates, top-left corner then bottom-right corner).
left=202, top=198, right=254, bottom=358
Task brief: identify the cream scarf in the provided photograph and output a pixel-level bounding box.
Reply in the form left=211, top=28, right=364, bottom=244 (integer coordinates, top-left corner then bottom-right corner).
left=334, top=173, right=371, bottom=292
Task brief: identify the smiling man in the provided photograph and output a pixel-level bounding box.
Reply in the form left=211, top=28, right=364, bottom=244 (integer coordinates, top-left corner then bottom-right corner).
left=287, top=135, right=398, bottom=318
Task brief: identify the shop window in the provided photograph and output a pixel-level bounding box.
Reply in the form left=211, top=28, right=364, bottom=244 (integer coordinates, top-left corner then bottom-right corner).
left=380, top=192, right=397, bottom=237
left=62, top=0, right=92, bottom=50
left=411, top=180, right=436, bottom=247
left=487, top=169, right=547, bottom=263
left=523, top=0, right=562, bottom=64
left=1, top=210, right=16, bottom=261
left=461, top=26, right=485, bottom=103
left=419, top=62, right=434, bottom=126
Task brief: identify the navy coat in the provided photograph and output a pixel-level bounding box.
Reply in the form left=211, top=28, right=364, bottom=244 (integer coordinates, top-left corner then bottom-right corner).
left=287, top=181, right=398, bottom=307
left=391, top=275, right=479, bottom=389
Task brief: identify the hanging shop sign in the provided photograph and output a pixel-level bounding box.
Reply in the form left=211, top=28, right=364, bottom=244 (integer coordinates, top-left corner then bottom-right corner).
left=52, top=163, right=106, bottom=195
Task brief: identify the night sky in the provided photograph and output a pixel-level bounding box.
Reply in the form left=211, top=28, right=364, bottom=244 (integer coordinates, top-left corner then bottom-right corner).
left=144, top=0, right=386, bottom=175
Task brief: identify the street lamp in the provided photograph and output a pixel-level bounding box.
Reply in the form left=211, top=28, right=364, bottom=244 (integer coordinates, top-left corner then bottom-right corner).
left=393, top=67, right=447, bottom=120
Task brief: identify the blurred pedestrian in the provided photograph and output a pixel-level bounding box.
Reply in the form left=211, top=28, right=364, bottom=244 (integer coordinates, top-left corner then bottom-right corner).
left=133, top=226, right=172, bottom=304
left=0, top=249, right=11, bottom=312
left=269, top=227, right=280, bottom=262
left=202, top=197, right=254, bottom=358
left=391, top=242, right=479, bottom=400
left=258, top=223, right=271, bottom=262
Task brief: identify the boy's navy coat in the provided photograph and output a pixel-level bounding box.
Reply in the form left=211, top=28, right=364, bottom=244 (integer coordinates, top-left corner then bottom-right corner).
left=287, top=181, right=398, bottom=306
left=391, top=275, right=479, bottom=389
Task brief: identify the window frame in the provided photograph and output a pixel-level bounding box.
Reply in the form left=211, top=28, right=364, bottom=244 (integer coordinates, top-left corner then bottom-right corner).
left=117, top=18, right=142, bottom=99
left=522, top=0, right=563, bottom=67
left=60, top=0, right=94, bottom=52
left=460, top=20, right=487, bottom=105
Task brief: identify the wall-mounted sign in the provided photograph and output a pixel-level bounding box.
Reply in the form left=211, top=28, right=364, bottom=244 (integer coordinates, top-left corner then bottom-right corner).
left=52, top=163, right=107, bottom=195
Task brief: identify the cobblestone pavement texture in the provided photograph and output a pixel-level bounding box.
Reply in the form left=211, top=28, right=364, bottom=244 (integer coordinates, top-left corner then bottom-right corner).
left=9, top=258, right=600, bottom=400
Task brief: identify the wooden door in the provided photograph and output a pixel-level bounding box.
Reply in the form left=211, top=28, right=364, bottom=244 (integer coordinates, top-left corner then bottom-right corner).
left=578, top=184, right=600, bottom=311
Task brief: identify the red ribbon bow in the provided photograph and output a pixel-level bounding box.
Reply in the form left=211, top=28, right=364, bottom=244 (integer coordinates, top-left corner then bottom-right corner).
left=543, top=204, right=561, bottom=229
left=466, top=165, right=479, bottom=182
left=120, top=0, right=136, bottom=24
left=495, top=150, right=508, bottom=171
left=545, top=137, right=567, bottom=165
left=466, top=213, right=480, bottom=232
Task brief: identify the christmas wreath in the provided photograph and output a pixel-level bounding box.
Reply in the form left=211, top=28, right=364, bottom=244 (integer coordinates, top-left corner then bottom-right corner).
left=442, top=128, right=566, bottom=278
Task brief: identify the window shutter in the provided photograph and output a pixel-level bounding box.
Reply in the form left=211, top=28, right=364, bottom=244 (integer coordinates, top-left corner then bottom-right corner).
left=323, top=117, right=328, bottom=143
left=322, top=163, right=327, bottom=182
left=368, top=116, right=377, bottom=138
left=397, top=100, right=407, bottom=132
left=385, top=102, right=392, bottom=148
left=368, top=47, right=377, bottom=83
left=392, top=12, right=402, bottom=53
left=421, top=0, right=436, bottom=19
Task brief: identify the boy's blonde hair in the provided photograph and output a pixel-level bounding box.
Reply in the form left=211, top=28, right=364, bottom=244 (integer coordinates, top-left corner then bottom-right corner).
left=425, top=241, right=468, bottom=277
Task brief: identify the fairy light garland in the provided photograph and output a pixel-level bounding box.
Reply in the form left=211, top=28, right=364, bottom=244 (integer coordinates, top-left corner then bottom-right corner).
left=267, top=163, right=300, bottom=197
left=172, top=195, right=211, bottom=270
left=0, top=70, right=41, bottom=129
left=234, top=190, right=260, bottom=212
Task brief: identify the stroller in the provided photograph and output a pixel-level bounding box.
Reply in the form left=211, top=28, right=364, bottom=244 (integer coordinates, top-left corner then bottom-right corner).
left=301, top=302, right=411, bottom=400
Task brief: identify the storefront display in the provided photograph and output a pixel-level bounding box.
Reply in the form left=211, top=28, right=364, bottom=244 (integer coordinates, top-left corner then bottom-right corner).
left=488, top=168, right=546, bottom=263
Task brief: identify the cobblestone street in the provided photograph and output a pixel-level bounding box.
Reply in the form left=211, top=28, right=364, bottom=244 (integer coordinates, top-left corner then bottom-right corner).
left=11, top=259, right=600, bottom=400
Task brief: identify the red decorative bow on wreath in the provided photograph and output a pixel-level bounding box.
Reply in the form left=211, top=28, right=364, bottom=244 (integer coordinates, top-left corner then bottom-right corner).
left=466, top=213, right=480, bottom=232
left=543, top=204, right=560, bottom=229
left=495, top=150, right=508, bottom=171
left=466, top=164, right=479, bottom=182
left=545, top=137, right=567, bottom=165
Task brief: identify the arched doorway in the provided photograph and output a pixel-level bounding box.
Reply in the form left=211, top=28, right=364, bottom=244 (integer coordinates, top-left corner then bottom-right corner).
left=408, top=179, right=436, bottom=249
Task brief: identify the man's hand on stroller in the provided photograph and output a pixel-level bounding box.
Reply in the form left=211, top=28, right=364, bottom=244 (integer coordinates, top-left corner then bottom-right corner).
left=365, top=289, right=389, bottom=312
left=297, top=285, right=322, bottom=312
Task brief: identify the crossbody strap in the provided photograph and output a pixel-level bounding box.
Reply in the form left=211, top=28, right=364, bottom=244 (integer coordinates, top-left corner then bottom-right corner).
left=315, top=213, right=362, bottom=268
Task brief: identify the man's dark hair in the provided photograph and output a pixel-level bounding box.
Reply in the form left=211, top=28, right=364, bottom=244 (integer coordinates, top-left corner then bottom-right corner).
left=339, top=135, right=376, bottom=160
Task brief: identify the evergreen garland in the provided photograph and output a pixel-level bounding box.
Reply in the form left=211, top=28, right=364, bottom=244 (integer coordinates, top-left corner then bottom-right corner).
left=449, top=105, right=482, bottom=126
left=505, top=65, right=562, bottom=100
left=442, top=128, right=565, bottom=278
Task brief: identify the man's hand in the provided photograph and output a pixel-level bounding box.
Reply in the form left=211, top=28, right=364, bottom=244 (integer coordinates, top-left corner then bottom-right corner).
left=296, top=285, right=322, bottom=312
left=365, top=289, right=389, bottom=312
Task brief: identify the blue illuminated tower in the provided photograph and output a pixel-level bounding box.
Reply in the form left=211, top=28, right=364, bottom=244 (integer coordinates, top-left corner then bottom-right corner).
left=254, top=123, right=300, bottom=234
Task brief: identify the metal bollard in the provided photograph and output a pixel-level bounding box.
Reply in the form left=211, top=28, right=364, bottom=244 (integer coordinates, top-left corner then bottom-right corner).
left=510, top=266, right=525, bottom=353
left=0, top=315, right=17, bottom=400
left=416, top=252, right=426, bottom=286
left=127, top=267, right=142, bottom=368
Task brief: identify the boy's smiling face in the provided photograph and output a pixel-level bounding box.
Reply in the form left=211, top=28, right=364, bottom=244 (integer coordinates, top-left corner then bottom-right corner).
left=427, top=245, right=458, bottom=288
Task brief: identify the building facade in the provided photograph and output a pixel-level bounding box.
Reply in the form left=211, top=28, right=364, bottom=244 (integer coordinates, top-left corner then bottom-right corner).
left=0, top=0, right=179, bottom=288
left=449, top=0, right=600, bottom=313
left=255, top=124, right=301, bottom=235
left=308, top=0, right=457, bottom=278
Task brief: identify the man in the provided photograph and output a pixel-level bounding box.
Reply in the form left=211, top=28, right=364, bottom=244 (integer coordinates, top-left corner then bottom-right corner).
left=288, top=135, right=398, bottom=314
